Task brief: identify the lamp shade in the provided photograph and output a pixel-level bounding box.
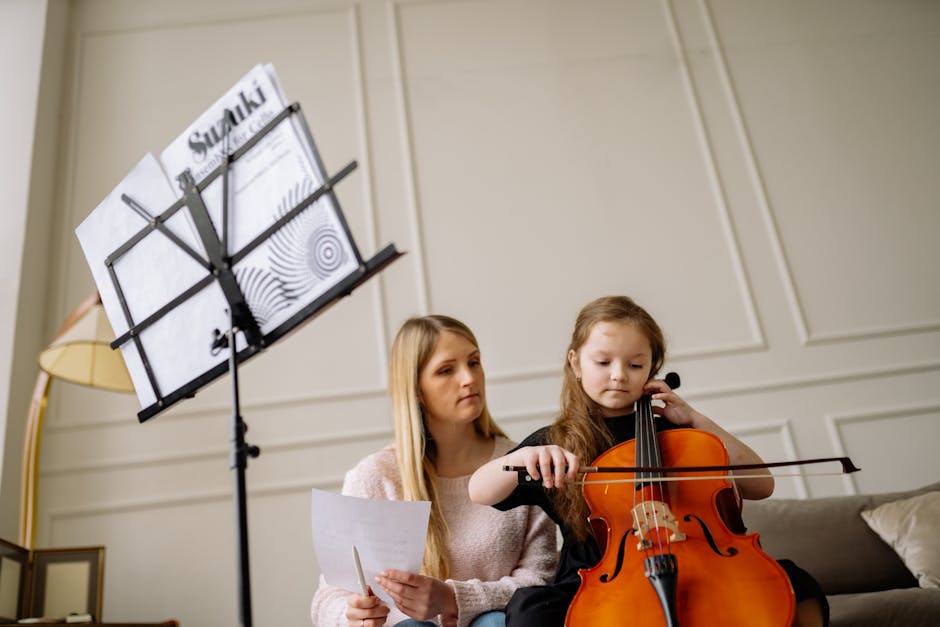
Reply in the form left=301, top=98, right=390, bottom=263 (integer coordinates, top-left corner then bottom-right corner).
left=37, top=298, right=134, bottom=392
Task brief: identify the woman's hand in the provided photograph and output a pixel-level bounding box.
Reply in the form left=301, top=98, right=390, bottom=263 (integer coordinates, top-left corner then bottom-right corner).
left=345, top=589, right=389, bottom=627
left=375, top=570, right=458, bottom=627
left=515, top=445, right=580, bottom=489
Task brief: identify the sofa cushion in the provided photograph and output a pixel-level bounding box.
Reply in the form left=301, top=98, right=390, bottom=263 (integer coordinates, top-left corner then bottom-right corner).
left=861, top=491, right=940, bottom=588
left=741, top=481, right=940, bottom=595
left=828, top=588, right=940, bottom=627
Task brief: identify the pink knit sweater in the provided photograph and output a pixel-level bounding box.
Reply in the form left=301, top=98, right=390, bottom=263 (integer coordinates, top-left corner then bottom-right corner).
left=310, top=437, right=557, bottom=627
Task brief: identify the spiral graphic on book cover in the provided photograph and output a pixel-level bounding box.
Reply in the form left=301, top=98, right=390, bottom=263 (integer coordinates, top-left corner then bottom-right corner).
left=268, top=178, right=350, bottom=300
left=234, top=266, right=292, bottom=328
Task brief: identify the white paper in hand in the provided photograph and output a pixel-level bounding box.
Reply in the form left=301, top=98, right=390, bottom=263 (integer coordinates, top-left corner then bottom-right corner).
left=311, top=489, right=430, bottom=610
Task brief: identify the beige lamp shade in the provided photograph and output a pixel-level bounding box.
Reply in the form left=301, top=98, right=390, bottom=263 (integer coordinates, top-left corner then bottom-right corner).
left=37, top=298, right=134, bottom=392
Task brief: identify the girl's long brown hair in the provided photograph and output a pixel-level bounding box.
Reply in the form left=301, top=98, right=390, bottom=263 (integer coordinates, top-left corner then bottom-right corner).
left=388, top=315, right=505, bottom=578
left=547, top=296, right=666, bottom=541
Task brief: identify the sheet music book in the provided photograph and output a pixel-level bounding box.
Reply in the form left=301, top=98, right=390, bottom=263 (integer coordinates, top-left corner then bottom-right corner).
left=76, top=64, right=361, bottom=410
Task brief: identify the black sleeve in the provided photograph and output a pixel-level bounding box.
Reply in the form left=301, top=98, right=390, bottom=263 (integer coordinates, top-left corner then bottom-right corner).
left=492, top=427, right=564, bottom=525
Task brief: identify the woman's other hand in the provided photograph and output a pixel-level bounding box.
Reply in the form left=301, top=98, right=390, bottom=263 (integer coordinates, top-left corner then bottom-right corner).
left=375, top=570, right=459, bottom=627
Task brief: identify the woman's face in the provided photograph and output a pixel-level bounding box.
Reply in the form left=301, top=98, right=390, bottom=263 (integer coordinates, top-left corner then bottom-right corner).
left=418, top=331, right=486, bottom=428
left=568, top=320, right=653, bottom=417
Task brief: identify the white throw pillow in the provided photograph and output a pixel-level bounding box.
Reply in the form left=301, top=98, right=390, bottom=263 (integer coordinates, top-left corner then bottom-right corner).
left=860, top=491, right=940, bottom=589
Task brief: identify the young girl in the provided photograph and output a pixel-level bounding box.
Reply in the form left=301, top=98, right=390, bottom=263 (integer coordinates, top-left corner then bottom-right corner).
left=311, top=315, right=557, bottom=627
left=468, top=296, right=828, bottom=627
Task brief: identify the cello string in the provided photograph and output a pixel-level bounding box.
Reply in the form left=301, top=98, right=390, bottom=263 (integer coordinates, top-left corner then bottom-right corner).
left=632, top=396, right=647, bottom=557
left=729, top=471, right=742, bottom=508
left=640, top=394, right=668, bottom=557
left=631, top=397, right=644, bottom=557
left=641, top=396, right=662, bottom=556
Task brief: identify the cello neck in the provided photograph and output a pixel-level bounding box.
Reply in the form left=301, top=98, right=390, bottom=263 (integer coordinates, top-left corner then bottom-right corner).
left=634, top=394, right=664, bottom=485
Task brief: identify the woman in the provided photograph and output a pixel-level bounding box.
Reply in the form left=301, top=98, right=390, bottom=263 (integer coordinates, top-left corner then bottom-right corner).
left=311, top=315, right=557, bottom=627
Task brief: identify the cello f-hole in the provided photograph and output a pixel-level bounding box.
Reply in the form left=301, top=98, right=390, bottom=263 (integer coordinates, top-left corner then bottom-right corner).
left=683, top=514, right=739, bottom=557
left=599, top=528, right=632, bottom=583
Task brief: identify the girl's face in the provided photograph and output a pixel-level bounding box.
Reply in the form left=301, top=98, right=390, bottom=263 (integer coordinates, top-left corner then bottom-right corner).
left=568, top=320, right=653, bottom=418
left=418, top=331, right=486, bottom=428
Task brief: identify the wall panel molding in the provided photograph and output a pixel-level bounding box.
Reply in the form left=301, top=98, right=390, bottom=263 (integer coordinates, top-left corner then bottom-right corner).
left=41, top=424, right=394, bottom=476
left=386, top=0, right=431, bottom=313
left=44, top=475, right=345, bottom=537
left=45, top=359, right=940, bottom=436
left=699, top=0, right=940, bottom=346
left=663, top=0, right=765, bottom=352
left=41, top=403, right=557, bottom=476
left=47, top=384, right=389, bottom=430
left=679, top=359, right=940, bottom=401
left=826, top=401, right=940, bottom=496
left=697, top=0, right=810, bottom=345
left=729, top=419, right=807, bottom=498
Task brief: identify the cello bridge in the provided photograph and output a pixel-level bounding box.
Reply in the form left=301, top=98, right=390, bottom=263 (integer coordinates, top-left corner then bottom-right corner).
left=632, top=500, right=687, bottom=550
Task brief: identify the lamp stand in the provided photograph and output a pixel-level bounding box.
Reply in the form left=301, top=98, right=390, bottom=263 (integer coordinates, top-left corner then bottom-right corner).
left=19, top=369, right=51, bottom=549
left=19, top=292, right=113, bottom=549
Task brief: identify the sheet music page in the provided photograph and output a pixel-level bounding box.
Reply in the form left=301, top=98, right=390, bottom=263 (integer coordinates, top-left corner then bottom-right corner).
left=159, top=63, right=359, bottom=334
left=75, top=153, right=232, bottom=408
left=311, top=489, right=430, bottom=610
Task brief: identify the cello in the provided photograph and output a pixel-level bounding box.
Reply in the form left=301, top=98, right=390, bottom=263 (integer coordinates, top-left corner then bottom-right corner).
left=565, top=373, right=796, bottom=626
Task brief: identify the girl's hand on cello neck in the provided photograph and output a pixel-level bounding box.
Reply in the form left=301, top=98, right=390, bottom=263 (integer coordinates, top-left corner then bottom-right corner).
left=646, top=378, right=775, bottom=500
left=645, top=378, right=702, bottom=428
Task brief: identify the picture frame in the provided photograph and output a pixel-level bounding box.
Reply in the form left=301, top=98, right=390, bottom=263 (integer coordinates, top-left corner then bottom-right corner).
left=28, top=547, right=104, bottom=622
left=0, top=539, right=28, bottom=623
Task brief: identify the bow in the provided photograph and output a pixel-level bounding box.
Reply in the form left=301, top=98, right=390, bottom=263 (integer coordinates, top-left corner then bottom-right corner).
left=505, top=456, right=860, bottom=485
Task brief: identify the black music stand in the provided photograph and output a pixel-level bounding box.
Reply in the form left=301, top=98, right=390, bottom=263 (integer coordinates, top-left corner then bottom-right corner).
left=84, top=100, right=401, bottom=627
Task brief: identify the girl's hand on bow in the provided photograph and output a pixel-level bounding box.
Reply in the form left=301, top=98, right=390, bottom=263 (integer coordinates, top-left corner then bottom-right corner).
left=515, top=444, right=580, bottom=489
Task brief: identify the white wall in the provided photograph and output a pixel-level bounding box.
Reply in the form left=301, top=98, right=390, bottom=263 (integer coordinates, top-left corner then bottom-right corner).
left=4, top=0, right=940, bottom=625
left=0, top=0, right=49, bottom=540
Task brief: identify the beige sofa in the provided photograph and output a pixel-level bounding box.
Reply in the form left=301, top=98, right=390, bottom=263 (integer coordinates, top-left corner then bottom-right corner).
left=742, top=480, right=940, bottom=627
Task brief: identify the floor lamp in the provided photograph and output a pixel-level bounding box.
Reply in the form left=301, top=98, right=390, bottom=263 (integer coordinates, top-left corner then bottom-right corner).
left=19, top=291, right=134, bottom=549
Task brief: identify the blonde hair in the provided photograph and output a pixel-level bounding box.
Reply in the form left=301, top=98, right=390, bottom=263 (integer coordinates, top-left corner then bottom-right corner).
left=388, top=315, right=505, bottom=579
left=548, top=296, right=666, bottom=540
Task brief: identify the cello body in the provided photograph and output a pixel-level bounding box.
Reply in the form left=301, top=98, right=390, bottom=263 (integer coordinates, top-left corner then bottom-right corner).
left=566, top=428, right=795, bottom=627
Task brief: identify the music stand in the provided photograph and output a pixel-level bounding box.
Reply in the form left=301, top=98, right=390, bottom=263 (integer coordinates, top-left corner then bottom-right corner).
left=76, top=67, right=402, bottom=627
